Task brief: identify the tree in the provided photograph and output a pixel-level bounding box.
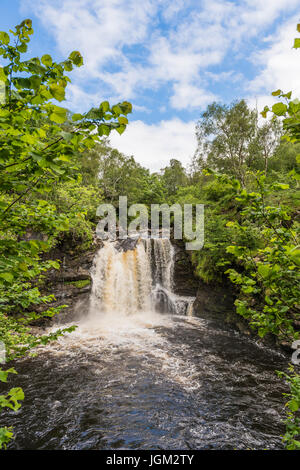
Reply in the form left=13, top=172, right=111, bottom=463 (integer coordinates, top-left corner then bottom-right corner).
left=97, top=147, right=166, bottom=206
left=248, top=119, right=282, bottom=174
left=269, top=141, right=300, bottom=173
left=195, top=100, right=281, bottom=184
left=161, top=159, right=188, bottom=196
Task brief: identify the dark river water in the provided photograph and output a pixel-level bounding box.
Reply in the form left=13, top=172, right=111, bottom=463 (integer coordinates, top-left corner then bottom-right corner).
left=0, top=310, right=289, bottom=450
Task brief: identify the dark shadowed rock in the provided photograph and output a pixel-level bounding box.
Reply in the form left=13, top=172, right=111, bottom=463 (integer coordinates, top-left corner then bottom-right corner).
left=171, top=239, right=198, bottom=296
left=114, top=237, right=139, bottom=252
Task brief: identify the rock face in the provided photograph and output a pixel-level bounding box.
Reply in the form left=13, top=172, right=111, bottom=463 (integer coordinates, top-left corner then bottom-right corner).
left=39, top=236, right=103, bottom=325
left=171, top=239, right=240, bottom=327
left=193, top=280, right=236, bottom=318
left=171, top=239, right=198, bottom=297
left=114, top=238, right=139, bottom=252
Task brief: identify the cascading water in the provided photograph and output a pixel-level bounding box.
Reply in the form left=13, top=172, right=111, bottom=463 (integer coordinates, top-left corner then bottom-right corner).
left=90, top=237, right=195, bottom=318
left=90, top=241, right=152, bottom=314
left=151, top=238, right=174, bottom=291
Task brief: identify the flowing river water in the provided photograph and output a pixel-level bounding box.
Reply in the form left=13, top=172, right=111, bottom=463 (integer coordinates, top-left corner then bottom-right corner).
left=2, top=238, right=288, bottom=450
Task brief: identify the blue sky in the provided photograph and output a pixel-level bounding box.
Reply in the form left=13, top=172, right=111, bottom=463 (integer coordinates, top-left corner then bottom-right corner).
left=1, top=0, right=300, bottom=170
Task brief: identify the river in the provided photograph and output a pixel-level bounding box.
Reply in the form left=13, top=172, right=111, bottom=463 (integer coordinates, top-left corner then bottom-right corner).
left=1, top=238, right=288, bottom=450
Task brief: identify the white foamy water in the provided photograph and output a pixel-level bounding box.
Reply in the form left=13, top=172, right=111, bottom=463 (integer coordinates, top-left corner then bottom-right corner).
left=42, top=306, right=203, bottom=393
left=90, top=241, right=152, bottom=314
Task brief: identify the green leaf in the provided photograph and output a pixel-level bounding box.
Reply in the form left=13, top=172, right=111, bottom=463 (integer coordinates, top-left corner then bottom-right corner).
left=271, top=89, right=282, bottom=96
left=64, top=60, right=73, bottom=71
left=49, top=163, right=65, bottom=175
left=265, top=295, right=273, bottom=306
left=0, top=369, right=17, bottom=383
left=86, top=107, right=103, bottom=120
left=68, top=51, right=83, bottom=67
left=24, top=19, right=32, bottom=28
left=41, top=54, right=52, bottom=67
left=49, top=105, right=67, bottom=124
left=287, top=400, right=299, bottom=412
left=258, top=328, right=266, bottom=338
left=98, top=124, right=110, bottom=136
left=119, top=101, right=133, bottom=114
left=0, top=272, right=14, bottom=283
left=13, top=77, right=31, bottom=89
left=51, top=261, right=60, bottom=269
left=257, top=264, right=271, bottom=279
left=72, top=113, right=83, bottom=121
left=226, top=245, right=244, bottom=256
left=273, top=183, right=289, bottom=190
left=242, top=286, right=254, bottom=294
left=111, top=105, right=122, bottom=116
left=50, top=84, right=65, bottom=102
left=0, top=67, right=8, bottom=82
left=30, top=75, right=42, bottom=90
left=118, top=116, right=128, bottom=125
left=260, top=106, right=269, bottom=118
left=0, top=426, right=14, bottom=449
left=17, top=43, right=27, bottom=53
left=289, top=247, right=300, bottom=266
left=18, top=262, right=28, bottom=272
left=100, top=101, right=110, bottom=113
left=282, top=91, right=292, bottom=99
left=272, top=102, right=287, bottom=116
left=293, top=38, right=300, bottom=49
left=0, top=32, right=10, bottom=45
left=116, top=124, right=126, bottom=135
left=21, top=134, right=36, bottom=145
left=9, top=387, right=24, bottom=401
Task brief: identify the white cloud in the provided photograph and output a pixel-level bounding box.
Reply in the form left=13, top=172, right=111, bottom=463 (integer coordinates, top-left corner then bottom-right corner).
left=246, top=94, right=279, bottom=126
left=170, top=83, right=216, bottom=110
left=20, top=0, right=300, bottom=113
left=19, top=0, right=300, bottom=170
left=241, top=0, right=300, bottom=34
left=161, top=0, right=186, bottom=21
left=23, top=0, right=156, bottom=70
left=249, top=16, right=300, bottom=97
left=65, top=84, right=107, bottom=112
left=205, top=71, right=244, bottom=83
left=109, top=119, right=197, bottom=171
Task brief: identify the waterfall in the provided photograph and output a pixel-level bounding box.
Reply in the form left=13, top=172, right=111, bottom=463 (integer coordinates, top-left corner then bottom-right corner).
left=151, top=238, right=174, bottom=291
left=90, top=238, right=195, bottom=316
left=90, top=241, right=152, bottom=314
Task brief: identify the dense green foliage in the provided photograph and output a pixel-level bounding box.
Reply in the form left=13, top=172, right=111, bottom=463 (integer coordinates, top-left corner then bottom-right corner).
left=194, top=100, right=281, bottom=184
left=162, top=25, right=300, bottom=449
left=0, top=368, right=23, bottom=449
left=277, top=366, right=300, bottom=450
left=0, top=19, right=132, bottom=448
left=219, top=171, right=298, bottom=342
